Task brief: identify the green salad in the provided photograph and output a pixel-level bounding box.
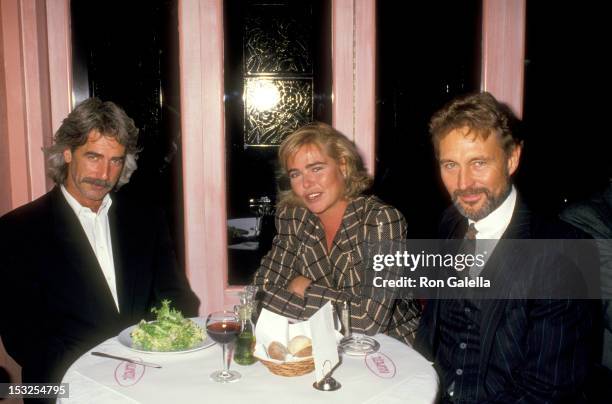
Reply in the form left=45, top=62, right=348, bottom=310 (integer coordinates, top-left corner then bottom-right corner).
left=130, top=300, right=205, bottom=351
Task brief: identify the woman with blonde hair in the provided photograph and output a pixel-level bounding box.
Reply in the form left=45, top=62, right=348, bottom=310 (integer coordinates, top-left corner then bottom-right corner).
left=254, top=122, right=420, bottom=344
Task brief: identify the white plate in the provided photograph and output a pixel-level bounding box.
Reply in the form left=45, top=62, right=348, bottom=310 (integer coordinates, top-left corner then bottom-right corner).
left=339, top=334, right=380, bottom=356
left=117, top=317, right=215, bottom=354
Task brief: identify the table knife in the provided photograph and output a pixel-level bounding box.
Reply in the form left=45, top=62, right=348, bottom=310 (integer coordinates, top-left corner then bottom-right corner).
left=91, top=351, right=162, bottom=368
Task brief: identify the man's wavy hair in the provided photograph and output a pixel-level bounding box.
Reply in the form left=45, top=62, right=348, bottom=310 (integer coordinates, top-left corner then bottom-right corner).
left=277, top=122, right=372, bottom=209
left=429, top=91, right=522, bottom=157
left=45, top=98, right=140, bottom=189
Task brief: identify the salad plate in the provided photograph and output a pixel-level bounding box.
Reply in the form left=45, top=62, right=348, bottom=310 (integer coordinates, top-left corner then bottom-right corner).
left=118, top=317, right=215, bottom=354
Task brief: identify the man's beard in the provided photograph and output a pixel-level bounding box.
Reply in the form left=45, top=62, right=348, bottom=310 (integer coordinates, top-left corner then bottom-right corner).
left=452, top=183, right=511, bottom=221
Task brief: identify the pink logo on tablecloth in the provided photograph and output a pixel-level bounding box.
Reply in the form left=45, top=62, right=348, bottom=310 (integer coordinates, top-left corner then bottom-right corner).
left=365, top=352, right=396, bottom=379
left=114, top=360, right=146, bottom=386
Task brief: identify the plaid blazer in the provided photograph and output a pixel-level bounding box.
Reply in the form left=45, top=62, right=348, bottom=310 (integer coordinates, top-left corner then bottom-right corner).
left=253, top=195, right=421, bottom=344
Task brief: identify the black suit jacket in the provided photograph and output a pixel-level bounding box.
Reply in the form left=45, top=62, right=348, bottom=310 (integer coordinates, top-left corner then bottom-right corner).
left=0, top=187, right=199, bottom=383
left=415, top=198, right=597, bottom=403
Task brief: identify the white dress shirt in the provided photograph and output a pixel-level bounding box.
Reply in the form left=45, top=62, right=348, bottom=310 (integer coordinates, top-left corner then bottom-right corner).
left=468, top=186, right=517, bottom=276
left=61, top=185, right=119, bottom=312
left=469, top=185, right=517, bottom=240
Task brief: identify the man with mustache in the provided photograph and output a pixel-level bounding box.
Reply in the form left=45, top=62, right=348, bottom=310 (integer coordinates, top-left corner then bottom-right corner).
left=0, top=99, right=199, bottom=388
left=415, top=92, right=596, bottom=402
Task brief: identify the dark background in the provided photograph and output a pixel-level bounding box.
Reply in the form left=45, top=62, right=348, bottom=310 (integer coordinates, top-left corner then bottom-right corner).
left=518, top=1, right=611, bottom=213
left=374, top=0, right=482, bottom=237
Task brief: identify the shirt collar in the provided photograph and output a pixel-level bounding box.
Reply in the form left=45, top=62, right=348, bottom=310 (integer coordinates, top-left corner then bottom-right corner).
left=302, top=196, right=364, bottom=246
left=61, top=184, right=113, bottom=217
left=469, top=185, right=516, bottom=239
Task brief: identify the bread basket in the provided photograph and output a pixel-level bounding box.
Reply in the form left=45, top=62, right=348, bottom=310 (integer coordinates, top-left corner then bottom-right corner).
left=255, top=354, right=315, bottom=377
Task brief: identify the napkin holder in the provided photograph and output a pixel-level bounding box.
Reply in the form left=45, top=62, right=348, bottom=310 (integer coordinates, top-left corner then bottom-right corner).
left=312, top=360, right=341, bottom=391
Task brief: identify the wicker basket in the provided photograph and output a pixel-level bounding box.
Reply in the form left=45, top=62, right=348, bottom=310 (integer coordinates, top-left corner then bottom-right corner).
left=256, top=355, right=315, bottom=377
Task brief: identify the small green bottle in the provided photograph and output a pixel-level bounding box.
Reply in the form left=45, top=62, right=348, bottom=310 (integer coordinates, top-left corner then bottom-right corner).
left=234, top=298, right=257, bottom=365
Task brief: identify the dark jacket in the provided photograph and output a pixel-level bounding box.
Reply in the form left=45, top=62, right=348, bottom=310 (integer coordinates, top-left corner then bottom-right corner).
left=0, top=187, right=199, bottom=383
left=561, top=183, right=612, bottom=371
left=415, top=198, right=597, bottom=403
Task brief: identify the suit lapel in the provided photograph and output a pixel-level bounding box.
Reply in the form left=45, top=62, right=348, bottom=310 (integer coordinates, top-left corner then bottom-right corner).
left=425, top=299, right=441, bottom=358
left=299, top=212, right=331, bottom=284
left=332, top=199, right=363, bottom=286
left=476, top=246, right=520, bottom=375
left=108, top=198, right=133, bottom=318
left=500, top=198, right=531, bottom=239
left=477, top=299, right=506, bottom=382
left=439, top=196, right=534, bottom=382
left=50, top=187, right=119, bottom=321
left=298, top=198, right=363, bottom=287
left=477, top=197, right=532, bottom=380
left=439, top=206, right=468, bottom=240
left=333, top=198, right=361, bottom=254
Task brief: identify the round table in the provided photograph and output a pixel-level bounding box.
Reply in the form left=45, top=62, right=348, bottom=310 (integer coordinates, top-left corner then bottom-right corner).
left=60, top=333, right=438, bottom=404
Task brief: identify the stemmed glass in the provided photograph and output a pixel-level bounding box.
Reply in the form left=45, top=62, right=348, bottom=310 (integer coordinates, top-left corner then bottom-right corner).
left=206, top=311, right=242, bottom=382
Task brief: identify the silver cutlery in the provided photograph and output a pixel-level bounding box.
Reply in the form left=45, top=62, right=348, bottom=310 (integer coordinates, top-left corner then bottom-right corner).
left=91, top=351, right=162, bottom=368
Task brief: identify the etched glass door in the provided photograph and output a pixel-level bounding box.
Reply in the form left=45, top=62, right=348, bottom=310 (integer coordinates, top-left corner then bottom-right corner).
left=224, top=0, right=331, bottom=285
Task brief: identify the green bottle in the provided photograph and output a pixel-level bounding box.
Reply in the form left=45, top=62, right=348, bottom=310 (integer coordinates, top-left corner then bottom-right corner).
left=234, top=298, right=257, bottom=365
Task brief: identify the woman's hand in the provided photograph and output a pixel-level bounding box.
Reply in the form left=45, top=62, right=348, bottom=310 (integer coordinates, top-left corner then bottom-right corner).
left=288, top=275, right=312, bottom=298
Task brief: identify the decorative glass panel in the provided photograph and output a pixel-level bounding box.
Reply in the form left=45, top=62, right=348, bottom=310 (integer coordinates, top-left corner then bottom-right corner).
left=244, top=78, right=313, bottom=146
left=225, top=0, right=331, bottom=285
left=242, top=1, right=316, bottom=147
left=245, top=12, right=312, bottom=75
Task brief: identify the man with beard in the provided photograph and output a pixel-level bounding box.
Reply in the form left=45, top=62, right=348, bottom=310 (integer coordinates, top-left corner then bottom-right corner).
left=415, top=92, right=596, bottom=403
left=0, top=99, right=199, bottom=388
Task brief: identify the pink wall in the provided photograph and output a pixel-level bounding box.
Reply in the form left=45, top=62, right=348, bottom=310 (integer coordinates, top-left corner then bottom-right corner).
left=332, top=0, right=376, bottom=174
left=0, top=0, right=71, bottom=217
left=45, top=0, right=73, bottom=132
left=178, top=0, right=231, bottom=314
left=1, top=0, right=31, bottom=212
left=353, top=0, right=376, bottom=174
left=331, top=0, right=354, bottom=142
left=0, top=4, right=11, bottom=215
left=482, top=0, right=526, bottom=118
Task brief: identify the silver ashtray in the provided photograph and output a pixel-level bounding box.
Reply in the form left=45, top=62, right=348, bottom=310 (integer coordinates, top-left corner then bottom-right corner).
left=339, top=334, right=380, bottom=356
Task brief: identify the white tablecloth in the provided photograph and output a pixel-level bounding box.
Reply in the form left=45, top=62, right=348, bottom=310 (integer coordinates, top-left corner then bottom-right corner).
left=60, top=333, right=438, bottom=404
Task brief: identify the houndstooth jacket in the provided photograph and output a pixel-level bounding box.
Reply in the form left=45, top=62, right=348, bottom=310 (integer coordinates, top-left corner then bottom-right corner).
left=253, top=195, right=421, bottom=344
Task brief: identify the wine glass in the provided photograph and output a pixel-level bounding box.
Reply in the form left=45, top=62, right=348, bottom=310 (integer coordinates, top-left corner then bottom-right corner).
left=206, top=311, right=242, bottom=382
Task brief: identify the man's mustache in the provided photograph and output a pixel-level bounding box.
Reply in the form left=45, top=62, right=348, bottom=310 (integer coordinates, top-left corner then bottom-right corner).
left=453, top=187, right=491, bottom=199
left=81, top=177, right=112, bottom=189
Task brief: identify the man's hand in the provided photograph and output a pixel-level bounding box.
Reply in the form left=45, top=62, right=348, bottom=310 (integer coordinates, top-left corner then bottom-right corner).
left=288, top=275, right=312, bottom=298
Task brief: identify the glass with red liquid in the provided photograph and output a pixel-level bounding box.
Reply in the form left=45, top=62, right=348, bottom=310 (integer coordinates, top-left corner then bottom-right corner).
left=206, top=311, right=242, bottom=382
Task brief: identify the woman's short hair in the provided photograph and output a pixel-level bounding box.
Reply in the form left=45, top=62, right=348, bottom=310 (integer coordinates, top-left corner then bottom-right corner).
left=45, top=98, right=140, bottom=189
left=429, top=92, right=521, bottom=157
left=277, top=122, right=372, bottom=208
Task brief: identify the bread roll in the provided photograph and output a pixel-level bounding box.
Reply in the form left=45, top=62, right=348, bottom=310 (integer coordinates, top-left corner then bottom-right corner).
left=294, top=345, right=312, bottom=358
left=267, top=341, right=288, bottom=361
left=288, top=335, right=312, bottom=357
